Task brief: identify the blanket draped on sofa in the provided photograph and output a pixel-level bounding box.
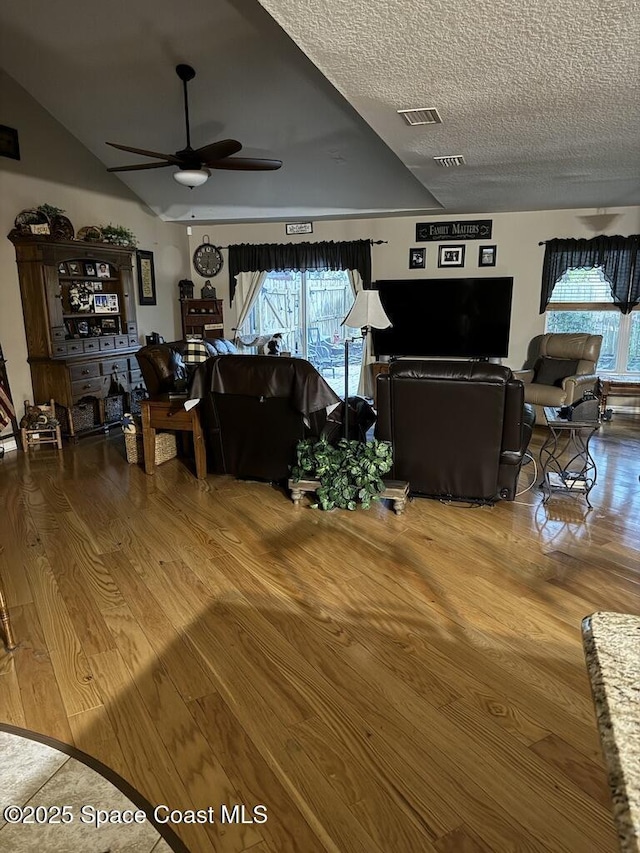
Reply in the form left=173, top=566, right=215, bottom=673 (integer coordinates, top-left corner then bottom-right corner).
left=190, top=355, right=341, bottom=482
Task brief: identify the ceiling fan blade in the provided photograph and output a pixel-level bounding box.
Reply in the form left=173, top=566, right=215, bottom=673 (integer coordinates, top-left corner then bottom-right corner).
left=106, top=141, right=182, bottom=165
left=209, top=157, right=283, bottom=171
left=107, top=161, right=173, bottom=172
left=196, top=139, right=243, bottom=164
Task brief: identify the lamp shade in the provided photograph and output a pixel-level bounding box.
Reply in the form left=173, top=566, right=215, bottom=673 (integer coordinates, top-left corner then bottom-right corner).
left=173, top=168, right=210, bottom=188
left=342, top=290, right=391, bottom=329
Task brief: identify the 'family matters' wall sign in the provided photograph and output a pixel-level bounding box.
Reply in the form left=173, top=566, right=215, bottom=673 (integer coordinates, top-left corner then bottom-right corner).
left=416, top=220, right=492, bottom=241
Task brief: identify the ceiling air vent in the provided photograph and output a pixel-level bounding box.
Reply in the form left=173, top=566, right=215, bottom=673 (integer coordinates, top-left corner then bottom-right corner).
left=433, top=155, right=466, bottom=167
left=397, top=107, right=442, bottom=126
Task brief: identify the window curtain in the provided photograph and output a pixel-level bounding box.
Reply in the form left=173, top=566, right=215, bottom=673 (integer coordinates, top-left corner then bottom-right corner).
left=233, top=271, right=268, bottom=344
left=228, top=239, right=372, bottom=303
left=540, top=235, right=640, bottom=314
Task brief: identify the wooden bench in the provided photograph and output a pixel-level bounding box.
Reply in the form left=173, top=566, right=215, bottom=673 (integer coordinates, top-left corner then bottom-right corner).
left=288, top=478, right=409, bottom=515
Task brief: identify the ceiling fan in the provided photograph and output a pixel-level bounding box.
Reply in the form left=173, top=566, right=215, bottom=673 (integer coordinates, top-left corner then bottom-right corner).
left=106, top=64, right=282, bottom=188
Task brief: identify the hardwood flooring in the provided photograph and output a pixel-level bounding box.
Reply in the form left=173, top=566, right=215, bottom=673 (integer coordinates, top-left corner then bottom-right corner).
left=1, top=416, right=639, bottom=852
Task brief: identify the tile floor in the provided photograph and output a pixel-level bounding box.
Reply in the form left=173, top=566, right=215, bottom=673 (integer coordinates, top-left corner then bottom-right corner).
left=0, top=730, right=172, bottom=852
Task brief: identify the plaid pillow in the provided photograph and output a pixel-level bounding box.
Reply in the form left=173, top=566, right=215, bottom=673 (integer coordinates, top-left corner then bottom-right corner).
left=183, top=338, right=210, bottom=364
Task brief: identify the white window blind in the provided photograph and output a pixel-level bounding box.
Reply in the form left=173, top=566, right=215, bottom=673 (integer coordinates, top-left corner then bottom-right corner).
left=549, top=267, right=613, bottom=303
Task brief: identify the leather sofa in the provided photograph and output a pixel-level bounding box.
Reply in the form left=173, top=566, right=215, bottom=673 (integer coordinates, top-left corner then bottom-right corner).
left=189, top=354, right=341, bottom=482
left=375, top=360, right=535, bottom=503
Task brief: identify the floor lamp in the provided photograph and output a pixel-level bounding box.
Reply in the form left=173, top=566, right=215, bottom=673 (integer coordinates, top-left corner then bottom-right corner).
left=341, top=290, right=391, bottom=438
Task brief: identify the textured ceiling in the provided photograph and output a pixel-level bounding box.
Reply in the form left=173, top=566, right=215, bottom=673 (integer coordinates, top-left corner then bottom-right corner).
left=259, top=0, right=640, bottom=213
left=1, top=0, right=638, bottom=222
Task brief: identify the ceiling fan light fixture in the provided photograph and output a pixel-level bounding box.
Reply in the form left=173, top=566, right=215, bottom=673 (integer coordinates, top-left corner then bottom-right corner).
left=173, top=168, right=210, bottom=188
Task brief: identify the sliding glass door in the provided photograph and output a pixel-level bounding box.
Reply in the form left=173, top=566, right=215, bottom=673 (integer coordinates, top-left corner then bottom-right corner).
left=238, top=269, right=362, bottom=395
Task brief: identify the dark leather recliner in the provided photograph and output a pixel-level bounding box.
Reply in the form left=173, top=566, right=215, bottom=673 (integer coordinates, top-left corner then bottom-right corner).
left=375, top=360, right=535, bottom=502
left=189, top=355, right=341, bottom=482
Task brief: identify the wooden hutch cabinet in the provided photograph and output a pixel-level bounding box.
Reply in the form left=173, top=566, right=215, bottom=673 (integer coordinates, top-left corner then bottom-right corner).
left=9, top=234, right=146, bottom=438
left=180, top=298, right=224, bottom=340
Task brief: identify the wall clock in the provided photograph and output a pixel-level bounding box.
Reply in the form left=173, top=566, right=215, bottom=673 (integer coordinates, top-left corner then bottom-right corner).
left=193, top=235, right=223, bottom=278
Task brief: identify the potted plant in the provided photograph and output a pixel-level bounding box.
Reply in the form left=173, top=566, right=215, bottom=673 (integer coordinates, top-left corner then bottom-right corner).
left=37, top=203, right=66, bottom=221
left=291, top=436, right=393, bottom=510
left=99, top=223, right=138, bottom=248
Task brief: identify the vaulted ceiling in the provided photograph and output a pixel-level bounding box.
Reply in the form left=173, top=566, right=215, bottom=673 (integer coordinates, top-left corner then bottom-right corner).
left=1, top=0, right=638, bottom=224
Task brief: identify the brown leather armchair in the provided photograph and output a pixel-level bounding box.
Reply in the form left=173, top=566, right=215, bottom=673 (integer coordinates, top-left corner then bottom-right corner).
left=136, top=339, right=238, bottom=397
left=513, top=333, right=602, bottom=421
left=375, top=360, right=535, bottom=502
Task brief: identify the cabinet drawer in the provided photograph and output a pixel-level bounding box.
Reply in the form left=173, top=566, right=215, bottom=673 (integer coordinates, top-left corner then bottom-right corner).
left=115, top=335, right=130, bottom=349
left=126, top=322, right=138, bottom=335
left=51, top=326, right=66, bottom=342
left=145, top=404, right=195, bottom=431
left=83, top=339, right=100, bottom=353
left=100, top=357, right=128, bottom=375
left=71, top=376, right=108, bottom=400
left=128, top=335, right=139, bottom=347
left=129, top=369, right=143, bottom=384
left=98, top=336, right=116, bottom=351
left=67, top=341, right=84, bottom=356
left=53, top=342, right=68, bottom=357
left=70, top=362, right=100, bottom=382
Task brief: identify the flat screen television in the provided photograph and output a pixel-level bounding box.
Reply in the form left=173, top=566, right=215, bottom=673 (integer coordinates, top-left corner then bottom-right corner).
left=372, top=277, right=513, bottom=359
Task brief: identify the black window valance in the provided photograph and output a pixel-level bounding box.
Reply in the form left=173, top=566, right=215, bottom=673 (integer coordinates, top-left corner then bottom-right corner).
left=228, top=239, right=372, bottom=303
left=540, top=234, right=640, bottom=314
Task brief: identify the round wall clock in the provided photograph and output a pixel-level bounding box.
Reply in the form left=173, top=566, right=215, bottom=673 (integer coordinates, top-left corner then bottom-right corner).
left=193, top=236, right=223, bottom=278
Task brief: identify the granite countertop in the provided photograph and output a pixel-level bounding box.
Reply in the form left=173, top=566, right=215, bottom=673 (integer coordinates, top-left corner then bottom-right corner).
left=582, top=612, right=640, bottom=853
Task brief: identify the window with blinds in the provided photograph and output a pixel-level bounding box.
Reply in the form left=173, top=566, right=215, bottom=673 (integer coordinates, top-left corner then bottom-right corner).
left=545, top=266, right=639, bottom=374
left=549, top=267, right=613, bottom=303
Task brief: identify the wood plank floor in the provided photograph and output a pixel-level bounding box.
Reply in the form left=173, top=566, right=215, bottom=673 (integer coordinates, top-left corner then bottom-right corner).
left=1, top=415, right=639, bottom=852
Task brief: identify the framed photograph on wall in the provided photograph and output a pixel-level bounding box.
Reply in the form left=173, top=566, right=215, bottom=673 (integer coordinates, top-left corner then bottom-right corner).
left=137, top=249, right=157, bottom=305
left=438, top=245, right=465, bottom=268
left=409, top=248, right=426, bottom=269
left=479, top=245, right=497, bottom=267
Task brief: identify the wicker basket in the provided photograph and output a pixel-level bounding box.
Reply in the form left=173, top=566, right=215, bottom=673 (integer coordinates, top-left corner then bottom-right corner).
left=104, top=394, right=125, bottom=423
left=124, top=431, right=177, bottom=465
left=70, top=399, right=100, bottom=432
left=129, top=386, right=148, bottom=416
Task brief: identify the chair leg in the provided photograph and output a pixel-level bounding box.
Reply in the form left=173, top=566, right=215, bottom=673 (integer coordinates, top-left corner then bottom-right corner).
left=0, top=582, right=17, bottom=651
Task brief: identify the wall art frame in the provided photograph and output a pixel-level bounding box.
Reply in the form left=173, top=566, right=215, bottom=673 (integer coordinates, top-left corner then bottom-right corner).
left=285, top=222, right=313, bottom=235
left=409, top=247, right=426, bottom=269
left=137, top=250, right=157, bottom=306
left=479, top=245, right=497, bottom=267
left=437, top=245, right=465, bottom=268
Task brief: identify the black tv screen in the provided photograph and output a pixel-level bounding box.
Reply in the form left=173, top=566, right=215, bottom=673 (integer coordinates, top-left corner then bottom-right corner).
left=372, top=277, right=513, bottom=359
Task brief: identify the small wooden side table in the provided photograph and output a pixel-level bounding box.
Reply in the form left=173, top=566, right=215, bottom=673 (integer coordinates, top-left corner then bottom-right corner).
left=140, top=397, right=207, bottom=479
